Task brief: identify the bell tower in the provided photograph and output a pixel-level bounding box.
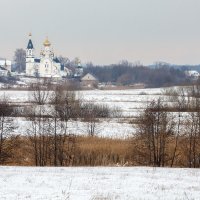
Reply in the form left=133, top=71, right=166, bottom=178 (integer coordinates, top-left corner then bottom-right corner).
left=26, top=33, right=35, bottom=76
left=26, top=33, right=34, bottom=58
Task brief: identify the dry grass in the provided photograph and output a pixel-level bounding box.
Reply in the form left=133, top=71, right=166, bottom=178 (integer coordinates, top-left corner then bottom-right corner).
left=4, top=135, right=132, bottom=166
left=3, top=134, right=199, bottom=167
left=75, top=136, right=132, bottom=166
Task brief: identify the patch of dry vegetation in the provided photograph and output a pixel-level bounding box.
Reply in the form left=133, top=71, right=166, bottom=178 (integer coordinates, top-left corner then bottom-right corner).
left=4, top=135, right=131, bottom=166
left=75, top=136, right=131, bottom=166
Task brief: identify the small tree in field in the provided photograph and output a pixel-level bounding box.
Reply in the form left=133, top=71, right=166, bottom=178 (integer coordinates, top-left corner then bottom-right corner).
left=81, top=103, right=108, bottom=137
left=50, top=86, right=78, bottom=166
left=135, top=98, right=175, bottom=167
left=0, top=95, right=18, bottom=164
left=14, top=48, right=26, bottom=73
left=29, top=79, right=50, bottom=105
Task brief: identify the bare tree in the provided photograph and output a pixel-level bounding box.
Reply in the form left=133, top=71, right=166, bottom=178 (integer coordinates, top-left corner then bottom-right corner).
left=50, top=86, right=78, bottom=166
left=29, top=79, right=50, bottom=105
left=162, top=87, right=184, bottom=167
left=26, top=84, right=78, bottom=166
left=81, top=103, right=108, bottom=137
left=27, top=80, right=52, bottom=166
left=183, top=79, right=200, bottom=168
left=14, top=48, right=26, bottom=73
left=135, top=98, right=175, bottom=167
left=0, top=95, right=18, bottom=164
left=26, top=105, right=53, bottom=166
left=57, top=56, right=70, bottom=67
left=85, top=108, right=100, bottom=137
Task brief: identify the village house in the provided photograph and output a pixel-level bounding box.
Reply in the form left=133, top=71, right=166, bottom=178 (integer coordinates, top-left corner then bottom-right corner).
left=81, top=73, right=98, bottom=88
left=0, top=60, right=12, bottom=76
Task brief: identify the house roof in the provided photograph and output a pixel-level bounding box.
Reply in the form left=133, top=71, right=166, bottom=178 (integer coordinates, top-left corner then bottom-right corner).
left=53, top=57, right=60, bottom=63
left=27, top=39, right=34, bottom=49
left=0, top=66, right=7, bottom=71
left=186, top=70, right=199, bottom=77
left=34, top=58, right=40, bottom=63
left=81, top=73, right=98, bottom=81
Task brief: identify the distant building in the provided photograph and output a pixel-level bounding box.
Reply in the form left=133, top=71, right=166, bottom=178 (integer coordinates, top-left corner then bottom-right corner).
left=60, top=67, right=73, bottom=77
left=74, top=58, right=83, bottom=78
left=81, top=73, right=98, bottom=88
left=0, top=59, right=12, bottom=76
left=26, top=33, right=63, bottom=78
left=185, top=70, right=199, bottom=79
left=0, top=66, right=9, bottom=76
left=0, top=60, right=11, bottom=72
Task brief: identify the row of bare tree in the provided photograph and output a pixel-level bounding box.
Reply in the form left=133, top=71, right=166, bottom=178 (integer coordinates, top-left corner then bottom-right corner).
left=0, top=80, right=121, bottom=166
left=28, top=82, right=123, bottom=166
left=26, top=83, right=99, bottom=166
left=134, top=79, right=200, bottom=167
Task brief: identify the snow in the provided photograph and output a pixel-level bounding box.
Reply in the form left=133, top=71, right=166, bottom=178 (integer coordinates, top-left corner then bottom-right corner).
left=0, top=166, right=200, bottom=199
left=0, top=90, right=29, bottom=103
left=15, top=118, right=134, bottom=138
left=0, top=88, right=166, bottom=116
left=0, top=87, right=181, bottom=138
left=0, top=60, right=11, bottom=65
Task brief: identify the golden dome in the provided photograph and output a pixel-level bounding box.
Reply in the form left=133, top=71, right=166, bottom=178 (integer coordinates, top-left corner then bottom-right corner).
left=43, top=37, right=51, bottom=47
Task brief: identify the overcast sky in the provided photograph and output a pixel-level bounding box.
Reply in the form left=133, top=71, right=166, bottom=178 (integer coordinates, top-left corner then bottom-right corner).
left=1, top=0, right=200, bottom=65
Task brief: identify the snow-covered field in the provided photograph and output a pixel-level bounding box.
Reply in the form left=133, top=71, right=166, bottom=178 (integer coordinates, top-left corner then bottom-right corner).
left=78, top=88, right=164, bottom=116
left=0, top=166, right=200, bottom=200
left=0, top=88, right=165, bottom=116
left=0, top=88, right=172, bottom=138
left=15, top=117, right=134, bottom=138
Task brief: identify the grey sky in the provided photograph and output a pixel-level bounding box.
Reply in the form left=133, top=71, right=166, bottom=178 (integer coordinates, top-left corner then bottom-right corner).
left=1, top=0, right=200, bottom=65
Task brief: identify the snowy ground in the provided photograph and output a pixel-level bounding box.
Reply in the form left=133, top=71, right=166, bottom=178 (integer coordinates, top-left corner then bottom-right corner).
left=0, top=88, right=166, bottom=117
left=0, top=166, right=200, bottom=200
left=78, top=88, right=164, bottom=117
left=15, top=117, right=134, bottom=138
left=0, top=88, right=174, bottom=138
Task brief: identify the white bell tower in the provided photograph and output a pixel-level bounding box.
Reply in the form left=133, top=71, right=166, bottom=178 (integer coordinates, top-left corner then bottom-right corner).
left=26, top=33, right=35, bottom=76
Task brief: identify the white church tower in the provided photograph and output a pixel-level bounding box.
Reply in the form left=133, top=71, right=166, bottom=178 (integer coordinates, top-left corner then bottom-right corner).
left=39, top=37, right=60, bottom=77
left=26, top=33, right=35, bottom=76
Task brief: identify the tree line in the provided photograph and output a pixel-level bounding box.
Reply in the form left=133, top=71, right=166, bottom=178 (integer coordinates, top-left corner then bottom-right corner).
left=84, top=62, right=188, bottom=87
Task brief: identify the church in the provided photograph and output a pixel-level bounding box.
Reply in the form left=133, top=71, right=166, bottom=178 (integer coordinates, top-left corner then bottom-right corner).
left=26, top=34, right=62, bottom=78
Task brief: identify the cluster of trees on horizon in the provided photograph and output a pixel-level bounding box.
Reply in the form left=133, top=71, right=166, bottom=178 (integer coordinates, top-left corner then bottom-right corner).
left=84, top=61, right=189, bottom=87
left=7, top=49, right=195, bottom=87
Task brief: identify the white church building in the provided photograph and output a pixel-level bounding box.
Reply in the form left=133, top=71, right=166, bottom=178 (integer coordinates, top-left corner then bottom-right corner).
left=26, top=34, right=62, bottom=78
